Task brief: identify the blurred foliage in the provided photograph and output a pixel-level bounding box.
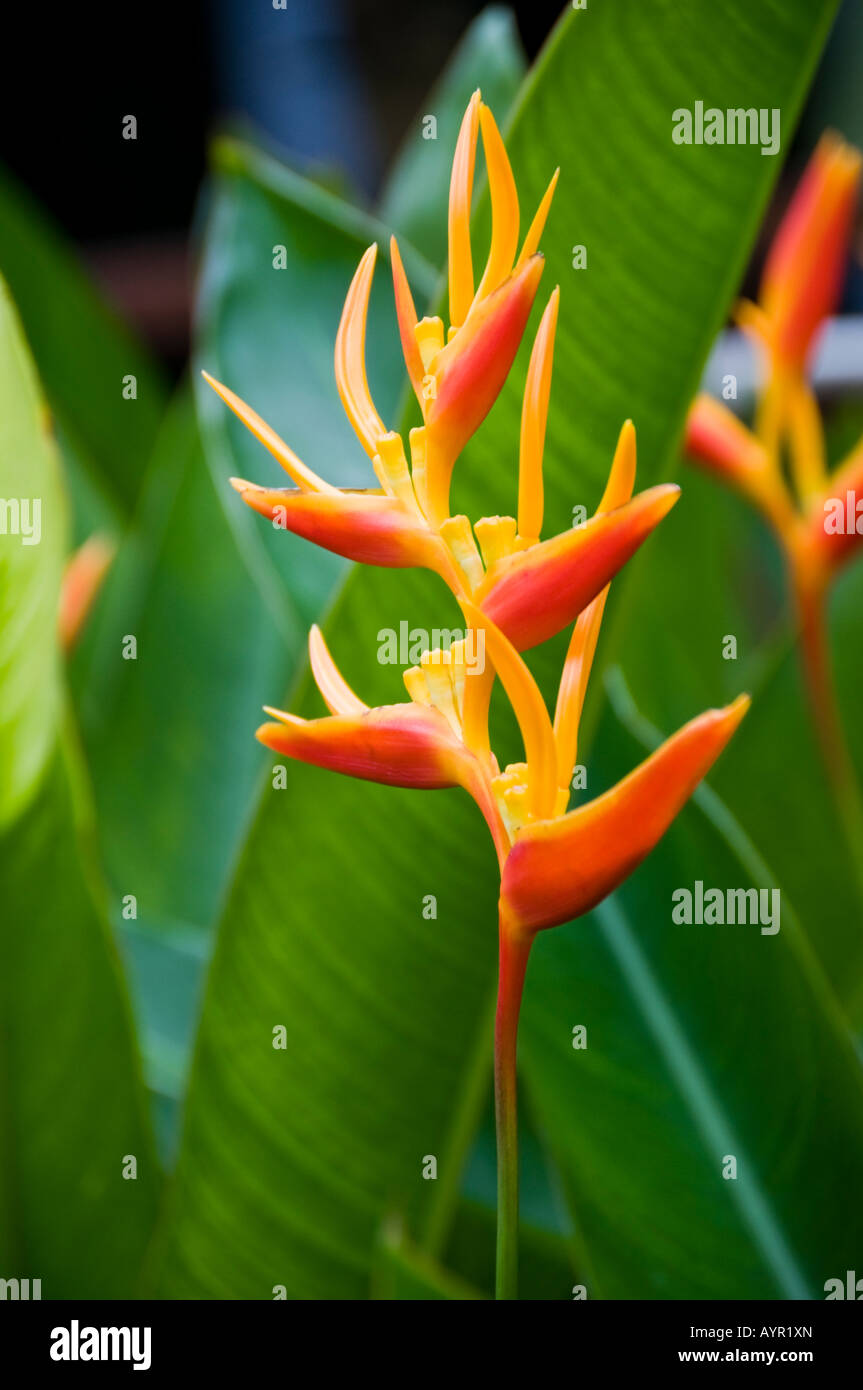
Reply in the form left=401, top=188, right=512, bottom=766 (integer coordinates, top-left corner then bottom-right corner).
left=1, top=0, right=861, bottom=1302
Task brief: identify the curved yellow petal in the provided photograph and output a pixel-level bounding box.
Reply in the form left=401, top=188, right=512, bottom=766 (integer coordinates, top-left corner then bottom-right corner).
left=202, top=372, right=337, bottom=493
left=518, top=287, right=559, bottom=543
left=308, top=625, right=368, bottom=716
left=516, top=168, right=559, bottom=269
left=552, top=588, right=608, bottom=792
left=597, top=419, right=636, bottom=514
left=474, top=103, right=520, bottom=302
left=335, top=244, right=387, bottom=458
left=390, top=235, right=424, bottom=403
left=448, top=90, right=481, bottom=330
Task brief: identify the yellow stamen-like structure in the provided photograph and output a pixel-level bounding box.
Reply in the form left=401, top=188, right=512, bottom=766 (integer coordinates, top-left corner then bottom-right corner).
left=474, top=516, right=518, bottom=569
left=439, top=515, right=484, bottom=591
left=374, top=432, right=422, bottom=514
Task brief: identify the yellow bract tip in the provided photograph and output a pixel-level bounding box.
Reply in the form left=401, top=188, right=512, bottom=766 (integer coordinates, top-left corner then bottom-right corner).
left=518, top=287, right=560, bottom=542
left=516, top=167, right=559, bottom=269
left=335, top=244, right=388, bottom=459
left=474, top=104, right=520, bottom=303
left=448, top=92, right=481, bottom=329
left=598, top=419, right=637, bottom=513
left=308, top=625, right=368, bottom=717
left=202, top=373, right=335, bottom=493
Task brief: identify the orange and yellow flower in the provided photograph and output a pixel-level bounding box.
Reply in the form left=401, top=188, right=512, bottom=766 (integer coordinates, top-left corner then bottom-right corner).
left=684, top=130, right=862, bottom=880
left=210, top=92, right=750, bottom=1300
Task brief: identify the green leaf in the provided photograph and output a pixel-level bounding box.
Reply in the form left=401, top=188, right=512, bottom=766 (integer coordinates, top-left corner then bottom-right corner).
left=156, top=0, right=842, bottom=1299
left=519, top=672, right=863, bottom=1298
left=0, top=163, right=166, bottom=525
left=0, top=748, right=161, bottom=1296
left=379, top=6, right=526, bottom=264
left=0, top=283, right=159, bottom=1294
left=372, top=1220, right=484, bottom=1300
left=0, top=277, right=66, bottom=828
left=73, top=392, right=289, bottom=934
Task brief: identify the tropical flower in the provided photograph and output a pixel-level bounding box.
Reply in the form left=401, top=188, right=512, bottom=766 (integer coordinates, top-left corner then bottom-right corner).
left=209, top=92, right=749, bottom=1299
left=684, top=131, right=862, bottom=875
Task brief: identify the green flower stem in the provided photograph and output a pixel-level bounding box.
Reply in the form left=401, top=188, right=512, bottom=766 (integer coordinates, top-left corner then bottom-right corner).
left=494, top=922, right=532, bottom=1301
left=795, top=572, right=863, bottom=898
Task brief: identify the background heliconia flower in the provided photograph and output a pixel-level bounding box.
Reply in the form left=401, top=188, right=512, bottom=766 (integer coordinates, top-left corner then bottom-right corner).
left=684, top=129, right=863, bottom=898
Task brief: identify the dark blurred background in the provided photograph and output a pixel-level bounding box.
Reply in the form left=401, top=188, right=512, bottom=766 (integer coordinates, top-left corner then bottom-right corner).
left=1, top=0, right=860, bottom=375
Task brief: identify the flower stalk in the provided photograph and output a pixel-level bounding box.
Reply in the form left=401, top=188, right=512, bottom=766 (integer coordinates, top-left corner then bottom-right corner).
left=210, top=93, right=748, bottom=1298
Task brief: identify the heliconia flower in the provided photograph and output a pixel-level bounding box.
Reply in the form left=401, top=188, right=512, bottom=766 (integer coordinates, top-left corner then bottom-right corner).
left=683, top=129, right=863, bottom=879
left=684, top=132, right=863, bottom=594
left=757, top=132, right=862, bottom=371
left=206, top=274, right=678, bottom=654
left=227, top=91, right=751, bottom=1302
left=58, top=533, right=115, bottom=652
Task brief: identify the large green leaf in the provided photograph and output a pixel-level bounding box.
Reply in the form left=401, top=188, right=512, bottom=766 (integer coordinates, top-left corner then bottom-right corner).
left=0, top=164, right=166, bottom=527
left=0, top=287, right=159, bottom=1295
left=0, top=748, right=161, bottom=1296
left=0, top=277, right=66, bottom=828
left=73, top=394, right=288, bottom=934
left=155, top=0, right=842, bottom=1298
left=520, top=673, right=863, bottom=1298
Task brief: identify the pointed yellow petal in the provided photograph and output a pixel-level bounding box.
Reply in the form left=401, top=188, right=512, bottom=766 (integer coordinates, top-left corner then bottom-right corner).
left=459, top=598, right=556, bottom=820
left=334, top=244, right=387, bottom=458
left=516, top=168, right=559, bottom=269
left=474, top=104, right=520, bottom=302
left=390, top=235, right=424, bottom=402
left=308, top=625, right=368, bottom=716
left=448, top=90, right=481, bottom=329
left=518, top=287, right=559, bottom=543
left=202, top=372, right=337, bottom=493
left=553, top=587, right=608, bottom=791
left=597, top=419, right=636, bottom=514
